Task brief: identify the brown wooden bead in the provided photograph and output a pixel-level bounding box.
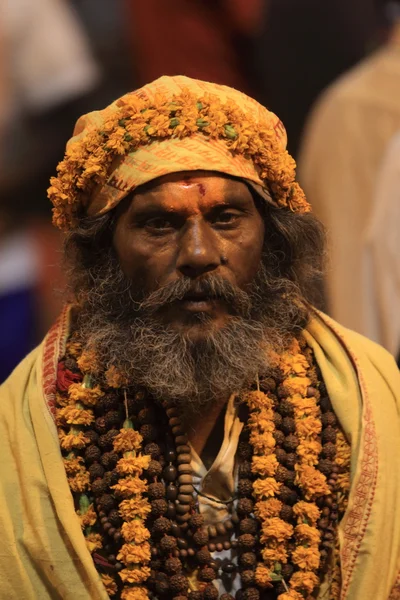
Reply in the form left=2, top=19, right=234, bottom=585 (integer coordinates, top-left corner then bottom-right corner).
left=169, top=417, right=181, bottom=427
left=172, top=425, right=185, bottom=436
left=171, top=523, right=182, bottom=538
left=166, top=502, right=177, bottom=519
left=178, top=493, right=193, bottom=504
left=175, top=435, right=188, bottom=445
left=176, top=445, right=191, bottom=454
left=163, top=465, right=178, bottom=482
left=178, top=464, right=192, bottom=474
left=215, top=522, right=226, bottom=536
left=177, top=538, right=188, bottom=549
left=177, top=453, right=192, bottom=464
left=224, top=520, right=234, bottom=531
left=176, top=503, right=190, bottom=515
left=176, top=513, right=191, bottom=523
left=166, top=407, right=178, bottom=418
left=215, top=543, right=224, bottom=552
left=208, top=525, right=217, bottom=538
left=208, top=543, right=216, bottom=552
left=166, top=484, right=179, bottom=500
left=178, top=474, right=192, bottom=484
left=113, top=531, right=121, bottom=543
left=179, top=484, right=194, bottom=494
left=188, top=548, right=195, bottom=556
left=222, top=541, right=231, bottom=550
left=179, top=549, right=188, bottom=558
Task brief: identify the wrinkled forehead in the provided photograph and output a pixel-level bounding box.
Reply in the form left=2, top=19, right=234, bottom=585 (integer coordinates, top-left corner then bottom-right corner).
left=124, top=171, right=258, bottom=215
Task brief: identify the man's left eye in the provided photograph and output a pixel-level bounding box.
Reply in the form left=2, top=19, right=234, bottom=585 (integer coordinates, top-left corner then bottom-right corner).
left=215, top=211, right=240, bottom=224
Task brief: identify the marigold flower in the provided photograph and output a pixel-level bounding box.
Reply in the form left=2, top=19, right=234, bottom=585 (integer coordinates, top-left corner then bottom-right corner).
left=262, top=545, right=288, bottom=564
left=68, top=383, right=103, bottom=407
left=69, top=471, right=90, bottom=492
left=63, top=455, right=84, bottom=475
left=119, top=566, right=151, bottom=584
left=254, top=498, right=283, bottom=519
left=252, top=455, right=278, bottom=477
left=85, top=532, right=103, bottom=553
left=101, top=574, right=118, bottom=596
left=295, top=465, right=330, bottom=500
left=121, top=520, right=151, bottom=544
left=249, top=410, right=275, bottom=432
left=120, top=586, right=149, bottom=600
left=78, top=503, right=97, bottom=528
left=277, top=591, right=304, bottom=600
left=66, top=341, right=82, bottom=358
left=290, top=570, right=319, bottom=594
left=113, top=429, right=143, bottom=453
left=260, top=517, right=294, bottom=543
left=290, top=395, right=319, bottom=417
left=243, top=390, right=271, bottom=411
left=106, top=365, right=129, bottom=388
left=119, top=497, right=151, bottom=520
left=112, top=476, right=147, bottom=498
left=250, top=432, right=276, bottom=454
left=291, top=545, right=320, bottom=570
left=292, top=501, right=321, bottom=525
left=253, top=477, right=281, bottom=499
left=59, top=430, right=88, bottom=451
left=295, top=416, right=321, bottom=437
left=254, top=564, right=273, bottom=588
left=57, top=405, right=94, bottom=426
left=77, top=349, right=100, bottom=375
left=117, top=542, right=151, bottom=565
left=284, top=376, right=311, bottom=396
left=294, top=524, right=321, bottom=545
left=296, top=440, right=322, bottom=465
left=116, top=455, right=151, bottom=476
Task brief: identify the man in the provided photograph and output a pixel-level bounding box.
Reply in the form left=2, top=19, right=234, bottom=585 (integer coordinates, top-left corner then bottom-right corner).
left=0, top=75, right=399, bottom=600
left=298, top=0, right=400, bottom=347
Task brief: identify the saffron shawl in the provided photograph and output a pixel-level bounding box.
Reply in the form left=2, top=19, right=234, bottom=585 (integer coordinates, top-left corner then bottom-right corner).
left=0, top=308, right=399, bottom=600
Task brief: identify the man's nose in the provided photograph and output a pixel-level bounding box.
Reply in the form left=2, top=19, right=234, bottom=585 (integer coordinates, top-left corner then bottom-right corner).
left=176, top=220, right=221, bottom=278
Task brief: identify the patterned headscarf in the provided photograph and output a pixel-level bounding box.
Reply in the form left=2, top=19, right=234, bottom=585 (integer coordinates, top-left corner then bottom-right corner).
left=48, top=75, right=310, bottom=231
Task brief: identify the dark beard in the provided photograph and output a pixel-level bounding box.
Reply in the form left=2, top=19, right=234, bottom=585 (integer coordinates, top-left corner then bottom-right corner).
left=73, top=250, right=308, bottom=410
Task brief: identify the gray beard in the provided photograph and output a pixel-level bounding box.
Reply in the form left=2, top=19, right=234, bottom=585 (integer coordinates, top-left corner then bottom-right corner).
left=74, top=252, right=307, bottom=410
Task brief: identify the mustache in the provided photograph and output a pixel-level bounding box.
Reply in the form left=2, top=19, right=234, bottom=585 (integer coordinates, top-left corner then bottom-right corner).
left=133, top=274, right=254, bottom=317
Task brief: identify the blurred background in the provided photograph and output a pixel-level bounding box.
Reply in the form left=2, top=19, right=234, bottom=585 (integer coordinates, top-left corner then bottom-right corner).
left=1, top=0, right=399, bottom=383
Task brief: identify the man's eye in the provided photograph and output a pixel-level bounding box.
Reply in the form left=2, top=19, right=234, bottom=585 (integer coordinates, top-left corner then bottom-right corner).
left=215, top=211, right=240, bottom=224
left=145, top=217, right=173, bottom=230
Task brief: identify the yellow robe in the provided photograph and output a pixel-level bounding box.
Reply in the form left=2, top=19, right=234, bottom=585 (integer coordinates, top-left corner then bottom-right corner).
left=1, top=307, right=400, bottom=599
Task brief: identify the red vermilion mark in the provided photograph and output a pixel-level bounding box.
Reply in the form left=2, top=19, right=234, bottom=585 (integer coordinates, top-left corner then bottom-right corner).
left=197, top=182, right=206, bottom=196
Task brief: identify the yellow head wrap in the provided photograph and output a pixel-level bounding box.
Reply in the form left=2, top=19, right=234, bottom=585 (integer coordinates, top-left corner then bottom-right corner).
left=48, top=75, right=309, bottom=231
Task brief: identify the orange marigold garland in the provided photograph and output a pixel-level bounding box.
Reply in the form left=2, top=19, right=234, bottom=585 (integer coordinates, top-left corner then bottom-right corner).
left=55, top=330, right=350, bottom=599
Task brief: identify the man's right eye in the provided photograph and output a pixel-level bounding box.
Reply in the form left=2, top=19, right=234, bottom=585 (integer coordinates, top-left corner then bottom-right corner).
left=144, top=217, right=174, bottom=230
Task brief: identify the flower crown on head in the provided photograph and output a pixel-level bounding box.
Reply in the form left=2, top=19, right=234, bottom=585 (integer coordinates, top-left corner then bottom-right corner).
left=48, top=80, right=310, bottom=231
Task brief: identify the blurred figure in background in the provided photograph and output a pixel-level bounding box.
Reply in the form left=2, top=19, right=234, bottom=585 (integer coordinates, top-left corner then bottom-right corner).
left=0, top=0, right=101, bottom=382
left=363, top=132, right=400, bottom=363
left=298, top=0, right=400, bottom=351
left=124, top=0, right=265, bottom=96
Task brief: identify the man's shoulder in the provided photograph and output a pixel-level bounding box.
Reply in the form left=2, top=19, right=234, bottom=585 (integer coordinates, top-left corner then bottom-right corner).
left=311, top=310, right=399, bottom=372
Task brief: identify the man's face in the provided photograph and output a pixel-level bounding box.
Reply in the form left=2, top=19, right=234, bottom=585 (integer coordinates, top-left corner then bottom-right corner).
left=113, top=172, right=265, bottom=341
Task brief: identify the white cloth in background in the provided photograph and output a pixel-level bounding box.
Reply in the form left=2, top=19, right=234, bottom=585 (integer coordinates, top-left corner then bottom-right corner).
left=362, top=132, right=400, bottom=357
left=0, top=0, right=99, bottom=121
left=298, top=22, right=400, bottom=344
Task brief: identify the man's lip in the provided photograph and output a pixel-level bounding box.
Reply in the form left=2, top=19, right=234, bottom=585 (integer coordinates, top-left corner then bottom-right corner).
left=178, top=296, right=218, bottom=312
